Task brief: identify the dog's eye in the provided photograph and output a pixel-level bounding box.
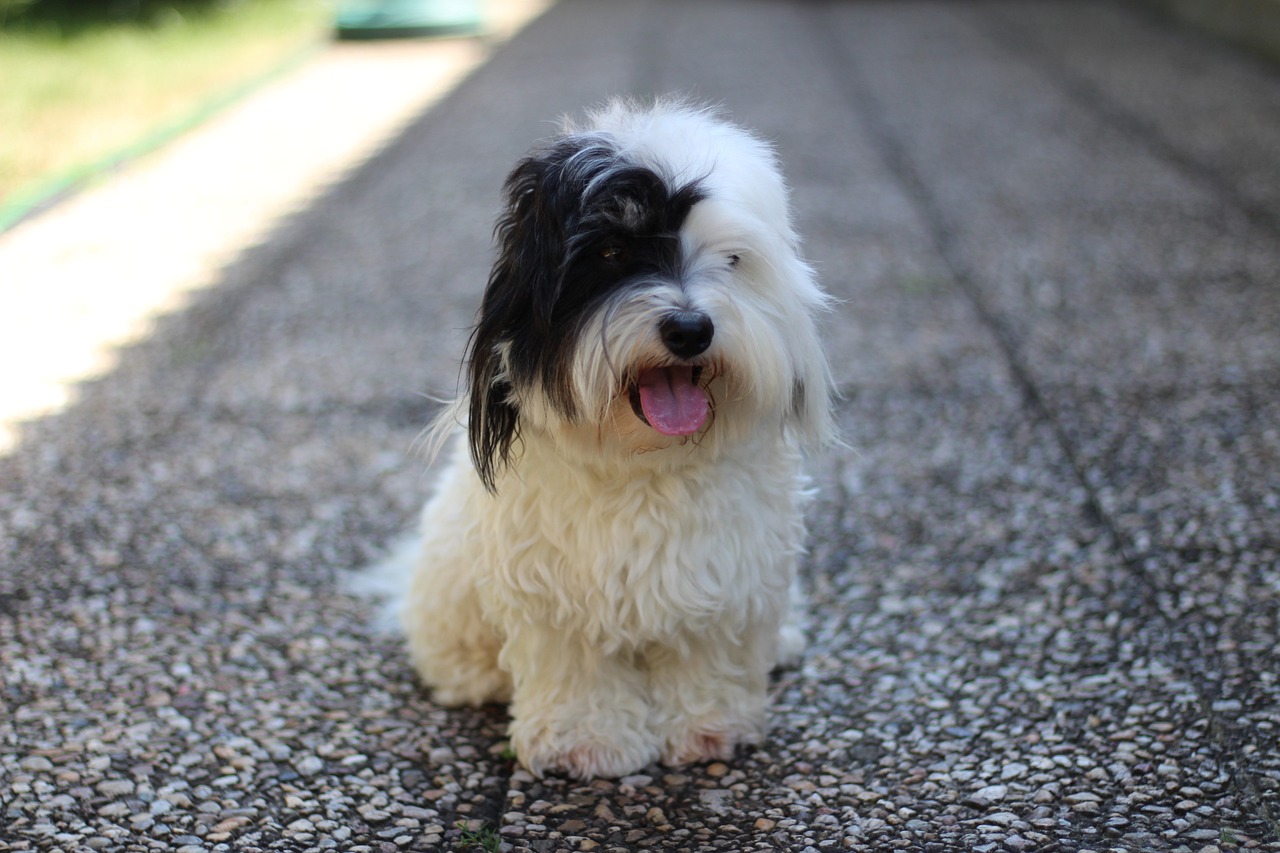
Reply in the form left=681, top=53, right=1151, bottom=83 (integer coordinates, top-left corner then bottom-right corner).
left=727, top=253, right=741, bottom=267
left=600, top=246, right=627, bottom=262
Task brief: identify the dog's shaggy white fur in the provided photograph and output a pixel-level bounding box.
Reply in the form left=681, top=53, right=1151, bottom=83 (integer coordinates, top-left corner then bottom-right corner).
left=399, top=99, right=833, bottom=779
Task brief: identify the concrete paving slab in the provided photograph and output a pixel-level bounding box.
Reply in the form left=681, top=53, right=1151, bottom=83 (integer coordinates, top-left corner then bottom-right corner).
left=2, top=0, right=1279, bottom=851
left=821, top=0, right=1280, bottom=844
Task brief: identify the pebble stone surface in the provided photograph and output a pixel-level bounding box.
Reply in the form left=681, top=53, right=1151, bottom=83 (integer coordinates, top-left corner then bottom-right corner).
left=3, top=1, right=1280, bottom=851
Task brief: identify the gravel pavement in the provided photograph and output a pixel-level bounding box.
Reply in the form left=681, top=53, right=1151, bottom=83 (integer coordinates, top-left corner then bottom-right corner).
left=3, top=1, right=1280, bottom=851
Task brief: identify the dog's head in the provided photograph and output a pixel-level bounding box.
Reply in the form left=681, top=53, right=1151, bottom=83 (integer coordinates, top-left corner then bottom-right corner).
left=464, top=99, right=833, bottom=490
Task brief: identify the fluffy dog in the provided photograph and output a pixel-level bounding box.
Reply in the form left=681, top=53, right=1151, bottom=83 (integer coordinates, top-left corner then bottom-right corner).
left=401, top=98, right=834, bottom=779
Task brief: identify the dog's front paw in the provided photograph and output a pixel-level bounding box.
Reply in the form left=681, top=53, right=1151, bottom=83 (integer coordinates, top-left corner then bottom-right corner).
left=548, top=739, right=658, bottom=780
left=513, top=720, right=659, bottom=780
left=662, top=728, right=733, bottom=767
left=660, top=715, right=762, bottom=768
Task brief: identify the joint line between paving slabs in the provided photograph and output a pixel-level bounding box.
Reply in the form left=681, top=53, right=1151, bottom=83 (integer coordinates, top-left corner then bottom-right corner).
left=811, top=0, right=1280, bottom=839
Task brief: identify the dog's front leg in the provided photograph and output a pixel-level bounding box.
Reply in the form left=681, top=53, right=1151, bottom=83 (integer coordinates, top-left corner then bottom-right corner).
left=646, top=628, right=776, bottom=767
left=501, top=626, right=660, bottom=779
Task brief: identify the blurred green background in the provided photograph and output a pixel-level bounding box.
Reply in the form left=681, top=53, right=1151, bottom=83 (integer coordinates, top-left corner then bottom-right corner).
left=0, top=0, right=331, bottom=211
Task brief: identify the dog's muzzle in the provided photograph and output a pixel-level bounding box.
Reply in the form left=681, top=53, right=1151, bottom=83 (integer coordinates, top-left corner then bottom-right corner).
left=627, top=311, right=714, bottom=436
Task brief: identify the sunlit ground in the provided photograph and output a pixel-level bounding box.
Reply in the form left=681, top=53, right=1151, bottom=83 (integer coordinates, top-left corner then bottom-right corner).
left=0, top=0, right=332, bottom=208
left=0, top=0, right=554, bottom=454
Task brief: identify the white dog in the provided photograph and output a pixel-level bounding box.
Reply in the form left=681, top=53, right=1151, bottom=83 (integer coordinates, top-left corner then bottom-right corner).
left=400, top=98, right=834, bottom=779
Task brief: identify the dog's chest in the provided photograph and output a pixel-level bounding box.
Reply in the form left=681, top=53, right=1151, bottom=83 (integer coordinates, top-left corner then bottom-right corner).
left=481, top=448, right=806, bottom=643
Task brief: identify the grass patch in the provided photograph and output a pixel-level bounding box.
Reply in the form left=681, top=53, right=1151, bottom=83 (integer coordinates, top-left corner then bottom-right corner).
left=0, top=0, right=332, bottom=207
left=456, top=820, right=503, bottom=852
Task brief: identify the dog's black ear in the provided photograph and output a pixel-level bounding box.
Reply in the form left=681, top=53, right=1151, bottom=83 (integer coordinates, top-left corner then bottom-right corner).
left=466, top=138, right=626, bottom=490
left=466, top=336, right=518, bottom=494
left=465, top=152, right=565, bottom=492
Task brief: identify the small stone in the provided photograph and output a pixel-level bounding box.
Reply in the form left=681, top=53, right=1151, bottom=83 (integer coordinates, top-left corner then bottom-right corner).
left=145, top=691, right=172, bottom=708
left=788, top=778, right=817, bottom=794
left=755, top=818, right=776, bottom=831
left=212, top=817, right=249, bottom=833
left=428, top=747, right=456, bottom=764
left=706, top=763, right=729, bottom=777
left=699, top=789, right=733, bottom=814
left=1001, top=762, right=1028, bottom=780
left=973, top=784, right=1008, bottom=802
left=21, top=756, right=54, bottom=772
left=96, top=779, right=135, bottom=797
left=294, top=755, right=323, bottom=777
left=401, top=807, right=435, bottom=820
left=1188, top=830, right=1223, bottom=841
left=983, top=812, right=1019, bottom=826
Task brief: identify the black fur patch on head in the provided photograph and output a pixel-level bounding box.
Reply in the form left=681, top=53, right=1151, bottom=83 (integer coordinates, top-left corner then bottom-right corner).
left=466, top=134, right=706, bottom=491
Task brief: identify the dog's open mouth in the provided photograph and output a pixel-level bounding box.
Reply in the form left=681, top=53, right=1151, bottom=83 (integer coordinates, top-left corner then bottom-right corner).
left=628, top=365, right=708, bottom=436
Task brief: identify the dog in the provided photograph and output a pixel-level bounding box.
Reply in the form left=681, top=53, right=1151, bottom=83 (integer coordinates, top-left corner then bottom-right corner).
left=400, top=98, right=834, bottom=779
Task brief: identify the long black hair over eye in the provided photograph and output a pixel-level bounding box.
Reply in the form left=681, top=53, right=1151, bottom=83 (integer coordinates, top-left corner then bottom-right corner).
left=465, top=135, right=705, bottom=492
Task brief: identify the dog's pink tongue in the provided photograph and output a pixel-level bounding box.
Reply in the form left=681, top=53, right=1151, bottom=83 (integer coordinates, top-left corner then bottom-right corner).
left=637, top=366, right=709, bottom=436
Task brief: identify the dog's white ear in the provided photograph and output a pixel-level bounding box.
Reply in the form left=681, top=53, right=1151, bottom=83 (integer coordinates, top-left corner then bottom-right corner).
left=784, top=259, right=838, bottom=451
left=789, top=335, right=837, bottom=451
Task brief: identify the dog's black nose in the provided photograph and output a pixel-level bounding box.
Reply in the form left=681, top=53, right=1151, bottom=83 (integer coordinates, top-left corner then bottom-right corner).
left=659, top=311, right=714, bottom=359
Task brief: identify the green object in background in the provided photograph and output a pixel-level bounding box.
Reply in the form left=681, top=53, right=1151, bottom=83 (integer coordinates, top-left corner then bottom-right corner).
left=334, top=0, right=482, bottom=40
